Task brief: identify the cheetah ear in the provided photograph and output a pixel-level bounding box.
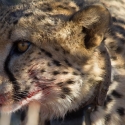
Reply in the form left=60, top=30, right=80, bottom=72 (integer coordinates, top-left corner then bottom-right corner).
left=70, top=4, right=112, bottom=49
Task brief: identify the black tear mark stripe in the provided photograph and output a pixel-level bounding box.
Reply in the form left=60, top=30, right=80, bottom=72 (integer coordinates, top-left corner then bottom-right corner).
left=4, top=46, right=28, bottom=101
left=4, top=51, right=20, bottom=91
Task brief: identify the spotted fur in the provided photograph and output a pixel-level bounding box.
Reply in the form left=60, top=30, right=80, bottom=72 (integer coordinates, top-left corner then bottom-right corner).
left=0, top=0, right=124, bottom=125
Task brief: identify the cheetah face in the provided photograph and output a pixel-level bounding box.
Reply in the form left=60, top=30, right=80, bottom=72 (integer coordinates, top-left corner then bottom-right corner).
left=0, top=1, right=111, bottom=119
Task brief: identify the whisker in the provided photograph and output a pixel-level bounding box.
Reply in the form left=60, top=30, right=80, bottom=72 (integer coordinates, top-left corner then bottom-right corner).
left=13, top=95, right=23, bottom=100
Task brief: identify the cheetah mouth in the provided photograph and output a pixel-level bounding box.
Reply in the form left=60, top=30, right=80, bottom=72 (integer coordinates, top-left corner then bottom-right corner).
left=0, top=85, right=52, bottom=112
left=18, top=85, right=52, bottom=105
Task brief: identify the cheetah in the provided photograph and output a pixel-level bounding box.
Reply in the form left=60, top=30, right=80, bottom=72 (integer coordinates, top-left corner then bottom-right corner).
left=0, top=0, right=125, bottom=125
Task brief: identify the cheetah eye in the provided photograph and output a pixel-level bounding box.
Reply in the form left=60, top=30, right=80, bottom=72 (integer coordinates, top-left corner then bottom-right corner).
left=17, top=41, right=30, bottom=52
left=13, top=40, right=31, bottom=54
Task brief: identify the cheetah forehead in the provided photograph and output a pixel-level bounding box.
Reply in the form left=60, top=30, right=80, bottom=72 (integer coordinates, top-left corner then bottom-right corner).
left=0, top=0, right=112, bottom=59
left=0, top=0, right=79, bottom=41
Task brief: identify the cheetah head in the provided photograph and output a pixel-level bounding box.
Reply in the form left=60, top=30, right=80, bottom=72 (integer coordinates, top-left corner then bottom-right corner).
left=0, top=0, right=111, bottom=119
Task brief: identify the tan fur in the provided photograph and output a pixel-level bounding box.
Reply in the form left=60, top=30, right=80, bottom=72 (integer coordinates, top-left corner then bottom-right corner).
left=0, top=0, right=124, bottom=125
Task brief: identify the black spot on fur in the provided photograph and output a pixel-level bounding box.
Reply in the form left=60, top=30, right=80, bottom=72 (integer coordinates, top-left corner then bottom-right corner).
left=24, top=12, right=33, bottom=17
left=73, top=72, right=78, bottom=75
left=41, top=48, right=45, bottom=52
left=60, top=94, right=66, bottom=99
left=62, top=71, right=68, bottom=74
left=47, top=7, right=52, bottom=11
left=117, top=107, right=125, bottom=116
left=53, top=60, right=61, bottom=66
left=42, top=3, right=52, bottom=11
left=41, top=69, right=45, bottom=73
left=57, top=82, right=64, bottom=87
left=104, top=96, right=112, bottom=108
left=112, top=17, right=125, bottom=24
left=38, top=52, right=41, bottom=55
left=62, top=87, right=71, bottom=95
left=112, top=17, right=117, bottom=22
left=63, top=50, right=69, bottom=54
left=47, top=62, right=51, bottom=66
left=55, top=48, right=59, bottom=51
left=34, top=76, right=39, bottom=80
left=115, top=25, right=125, bottom=36
left=67, top=80, right=74, bottom=84
left=71, top=7, right=76, bottom=10
left=108, top=42, right=115, bottom=49
left=37, top=16, right=46, bottom=21
left=41, top=49, right=52, bottom=58
left=64, top=59, right=72, bottom=67
left=116, top=46, right=123, bottom=53
left=53, top=71, right=60, bottom=75
left=105, top=114, right=111, bottom=124
left=113, top=75, right=120, bottom=82
left=45, top=51, right=52, bottom=58
left=111, top=56, right=117, bottom=60
left=111, top=90, right=123, bottom=98
left=13, top=20, right=18, bottom=24
left=81, top=73, right=85, bottom=76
